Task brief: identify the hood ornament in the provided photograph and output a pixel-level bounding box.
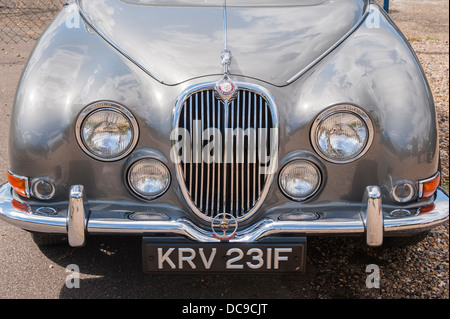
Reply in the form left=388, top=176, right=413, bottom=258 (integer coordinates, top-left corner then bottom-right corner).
left=215, top=50, right=237, bottom=100
left=215, top=0, right=238, bottom=102
left=221, top=49, right=232, bottom=74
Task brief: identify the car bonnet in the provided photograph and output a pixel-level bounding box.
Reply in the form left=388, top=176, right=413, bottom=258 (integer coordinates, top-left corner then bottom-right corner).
left=78, top=0, right=367, bottom=86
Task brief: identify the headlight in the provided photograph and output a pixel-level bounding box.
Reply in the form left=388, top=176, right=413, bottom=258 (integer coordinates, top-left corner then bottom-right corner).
left=76, top=101, right=138, bottom=161
left=279, top=160, right=321, bottom=201
left=128, top=159, right=170, bottom=200
left=311, top=105, right=373, bottom=163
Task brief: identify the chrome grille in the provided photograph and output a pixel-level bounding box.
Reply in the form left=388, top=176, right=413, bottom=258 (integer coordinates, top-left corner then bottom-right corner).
left=174, top=83, right=277, bottom=221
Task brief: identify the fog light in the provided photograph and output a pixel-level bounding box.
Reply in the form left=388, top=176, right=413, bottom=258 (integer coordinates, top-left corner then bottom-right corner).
left=127, top=159, right=170, bottom=200
left=279, top=160, right=321, bottom=201
left=392, top=181, right=415, bottom=203
left=31, top=179, right=55, bottom=200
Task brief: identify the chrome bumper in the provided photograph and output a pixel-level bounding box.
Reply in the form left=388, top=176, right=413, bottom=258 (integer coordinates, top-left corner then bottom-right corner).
left=0, top=182, right=448, bottom=247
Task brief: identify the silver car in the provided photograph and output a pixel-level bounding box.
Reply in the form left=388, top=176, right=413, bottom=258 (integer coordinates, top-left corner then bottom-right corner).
left=0, top=0, right=448, bottom=273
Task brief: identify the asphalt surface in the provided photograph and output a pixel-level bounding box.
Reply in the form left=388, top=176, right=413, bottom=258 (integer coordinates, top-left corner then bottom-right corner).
left=1, top=2, right=449, bottom=301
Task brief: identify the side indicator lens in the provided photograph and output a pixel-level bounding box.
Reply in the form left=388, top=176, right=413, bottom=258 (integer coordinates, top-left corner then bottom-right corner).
left=419, top=172, right=440, bottom=200
left=11, top=199, right=30, bottom=214
left=418, top=203, right=435, bottom=215
left=6, top=170, right=30, bottom=198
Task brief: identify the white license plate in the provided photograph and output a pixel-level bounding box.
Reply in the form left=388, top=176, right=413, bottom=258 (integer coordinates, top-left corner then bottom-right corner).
left=142, top=238, right=306, bottom=273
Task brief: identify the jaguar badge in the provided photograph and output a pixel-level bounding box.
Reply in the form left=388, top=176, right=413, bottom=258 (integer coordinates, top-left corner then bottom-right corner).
left=211, top=213, right=238, bottom=241
left=215, top=74, right=237, bottom=101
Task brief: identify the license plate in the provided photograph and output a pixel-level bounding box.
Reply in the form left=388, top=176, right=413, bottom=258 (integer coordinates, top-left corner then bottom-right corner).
left=142, top=237, right=306, bottom=273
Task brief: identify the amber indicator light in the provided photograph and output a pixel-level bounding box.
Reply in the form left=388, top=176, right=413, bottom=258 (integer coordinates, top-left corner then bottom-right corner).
left=6, top=170, right=30, bottom=198
left=420, top=172, right=440, bottom=200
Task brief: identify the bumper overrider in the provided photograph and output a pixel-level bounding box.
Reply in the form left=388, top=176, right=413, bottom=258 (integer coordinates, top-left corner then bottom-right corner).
left=0, top=182, right=448, bottom=248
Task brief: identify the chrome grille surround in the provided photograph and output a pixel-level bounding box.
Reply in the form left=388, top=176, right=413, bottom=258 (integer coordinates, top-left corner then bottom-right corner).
left=172, top=81, right=278, bottom=222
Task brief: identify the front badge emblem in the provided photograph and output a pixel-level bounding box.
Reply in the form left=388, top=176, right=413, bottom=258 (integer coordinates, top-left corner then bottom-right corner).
left=215, top=75, right=237, bottom=101
left=218, top=79, right=234, bottom=95
left=211, top=213, right=238, bottom=241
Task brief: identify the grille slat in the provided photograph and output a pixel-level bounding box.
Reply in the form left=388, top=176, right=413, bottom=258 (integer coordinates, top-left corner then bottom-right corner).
left=194, top=96, right=199, bottom=207
left=238, top=92, right=245, bottom=216
left=222, top=99, right=228, bottom=215
left=205, top=91, right=211, bottom=214
left=253, top=94, right=257, bottom=207
left=188, top=96, right=193, bottom=197
left=177, top=87, right=275, bottom=220
left=199, top=92, right=204, bottom=211
left=236, top=93, right=242, bottom=216
left=246, top=91, right=251, bottom=213
left=211, top=94, right=217, bottom=217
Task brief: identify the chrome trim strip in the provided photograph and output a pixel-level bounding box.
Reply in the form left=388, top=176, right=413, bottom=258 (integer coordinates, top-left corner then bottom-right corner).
left=237, top=91, right=243, bottom=214
left=222, top=0, right=228, bottom=51
left=211, top=93, right=217, bottom=216
left=222, top=99, right=229, bottom=213
left=220, top=0, right=233, bottom=74
left=194, top=95, right=200, bottom=207
left=286, top=9, right=370, bottom=84
left=205, top=91, right=211, bottom=213
left=75, top=0, right=164, bottom=84
left=237, top=92, right=243, bottom=215
left=230, top=99, right=235, bottom=213
left=252, top=95, right=257, bottom=206
left=183, top=96, right=187, bottom=181
left=246, top=91, right=251, bottom=211
left=67, top=185, right=87, bottom=247
left=216, top=92, right=222, bottom=216
left=189, top=96, right=193, bottom=196
left=200, top=92, right=205, bottom=211
left=258, top=97, right=263, bottom=195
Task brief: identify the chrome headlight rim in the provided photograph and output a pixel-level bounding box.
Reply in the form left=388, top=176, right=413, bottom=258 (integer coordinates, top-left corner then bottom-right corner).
left=75, top=101, right=139, bottom=162
left=278, top=159, right=322, bottom=202
left=310, top=104, right=374, bottom=164
left=126, top=158, right=171, bottom=201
